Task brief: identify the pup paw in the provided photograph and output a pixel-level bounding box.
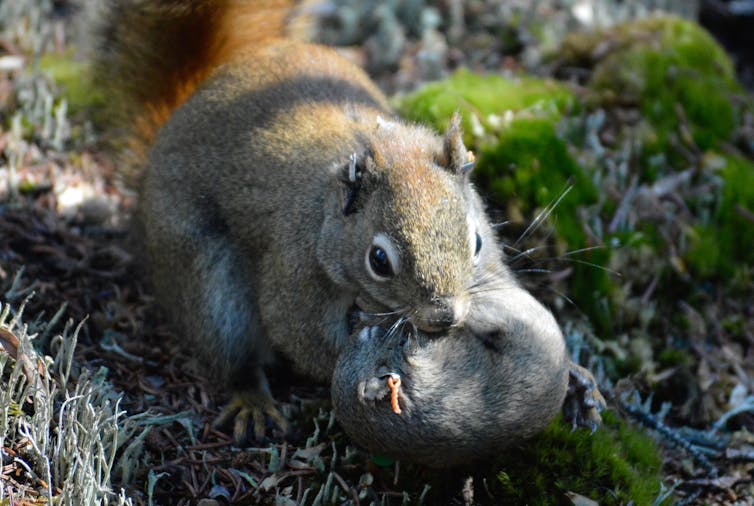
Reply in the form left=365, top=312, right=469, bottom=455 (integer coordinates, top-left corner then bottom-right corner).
left=562, top=361, right=607, bottom=432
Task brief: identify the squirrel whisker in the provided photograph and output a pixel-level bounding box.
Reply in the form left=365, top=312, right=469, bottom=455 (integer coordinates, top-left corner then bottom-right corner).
left=512, top=183, right=573, bottom=248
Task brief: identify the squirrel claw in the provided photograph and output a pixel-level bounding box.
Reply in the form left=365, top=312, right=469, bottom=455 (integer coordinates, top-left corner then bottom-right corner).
left=214, top=391, right=289, bottom=446
left=562, top=362, right=607, bottom=431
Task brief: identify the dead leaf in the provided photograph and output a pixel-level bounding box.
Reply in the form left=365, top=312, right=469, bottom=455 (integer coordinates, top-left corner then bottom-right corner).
left=0, top=327, right=46, bottom=381
left=0, top=327, right=20, bottom=359
left=565, top=491, right=600, bottom=506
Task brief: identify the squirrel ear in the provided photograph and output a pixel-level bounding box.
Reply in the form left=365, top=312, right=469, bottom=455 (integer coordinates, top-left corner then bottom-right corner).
left=338, top=152, right=367, bottom=216
left=442, top=113, right=475, bottom=176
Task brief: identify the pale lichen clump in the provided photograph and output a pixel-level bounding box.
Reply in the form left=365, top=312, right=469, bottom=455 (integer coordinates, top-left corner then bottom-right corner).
left=0, top=301, right=135, bottom=505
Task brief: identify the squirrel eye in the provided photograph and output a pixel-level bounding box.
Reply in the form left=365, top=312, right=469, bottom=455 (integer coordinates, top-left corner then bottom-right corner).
left=366, top=233, right=400, bottom=281
left=474, top=232, right=482, bottom=257
left=369, top=246, right=393, bottom=278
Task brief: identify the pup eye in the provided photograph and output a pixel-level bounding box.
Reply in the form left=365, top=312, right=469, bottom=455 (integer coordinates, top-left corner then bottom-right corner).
left=369, top=246, right=393, bottom=278
left=366, top=233, right=401, bottom=281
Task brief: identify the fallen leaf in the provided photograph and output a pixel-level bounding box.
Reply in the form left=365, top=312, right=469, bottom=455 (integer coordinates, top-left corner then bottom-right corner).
left=565, top=491, right=600, bottom=506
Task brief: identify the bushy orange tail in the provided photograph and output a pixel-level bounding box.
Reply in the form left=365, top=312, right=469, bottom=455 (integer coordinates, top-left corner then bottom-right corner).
left=95, top=0, right=308, bottom=167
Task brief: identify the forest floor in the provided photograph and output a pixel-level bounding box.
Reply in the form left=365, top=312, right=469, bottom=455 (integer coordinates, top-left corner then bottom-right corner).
left=1, top=1, right=754, bottom=505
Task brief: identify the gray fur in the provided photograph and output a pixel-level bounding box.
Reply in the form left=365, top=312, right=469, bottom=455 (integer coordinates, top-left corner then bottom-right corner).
left=332, top=287, right=570, bottom=467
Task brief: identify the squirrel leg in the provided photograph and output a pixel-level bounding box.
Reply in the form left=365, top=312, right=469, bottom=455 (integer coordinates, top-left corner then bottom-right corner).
left=562, top=360, right=607, bottom=432
left=141, top=196, right=286, bottom=443
left=214, top=368, right=289, bottom=445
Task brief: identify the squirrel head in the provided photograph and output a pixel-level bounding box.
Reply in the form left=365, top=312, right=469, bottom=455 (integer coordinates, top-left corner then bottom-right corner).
left=318, top=114, right=494, bottom=332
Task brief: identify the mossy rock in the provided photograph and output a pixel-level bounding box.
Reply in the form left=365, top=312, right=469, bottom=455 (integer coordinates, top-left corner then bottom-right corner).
left=685, top=156, right=754, bottom=279
left=396, top=68, right=575, bottom=146
left=560, top=16, right=741, bottom=178
left=490, top=411, right=666, bottom=505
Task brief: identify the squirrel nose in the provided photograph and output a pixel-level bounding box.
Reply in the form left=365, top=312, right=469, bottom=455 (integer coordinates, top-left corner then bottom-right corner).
left=414, top=296, right=470, bottom=332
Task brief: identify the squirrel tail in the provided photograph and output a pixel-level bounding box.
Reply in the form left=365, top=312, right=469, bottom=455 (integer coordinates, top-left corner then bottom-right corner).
left=95, top=0, right=310, bottom=167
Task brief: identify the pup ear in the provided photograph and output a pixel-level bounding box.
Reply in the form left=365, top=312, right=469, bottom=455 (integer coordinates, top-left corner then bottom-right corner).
left=441, top=113, right=475, bottom=176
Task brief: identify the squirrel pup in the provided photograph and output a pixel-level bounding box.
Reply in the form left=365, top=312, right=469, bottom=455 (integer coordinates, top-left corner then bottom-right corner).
left=334, top=286, right=568, bottom=467
left=333, top=283, right=605, bottom=466
left=96, top=0, right=579, bottom=443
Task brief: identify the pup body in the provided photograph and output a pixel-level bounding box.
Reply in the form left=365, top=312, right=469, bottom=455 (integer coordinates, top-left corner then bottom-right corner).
left=333, top=285, right=570, bottom=467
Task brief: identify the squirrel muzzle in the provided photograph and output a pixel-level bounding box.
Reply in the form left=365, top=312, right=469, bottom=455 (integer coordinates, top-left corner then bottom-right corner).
left=413, top=295, right=470, bottom=332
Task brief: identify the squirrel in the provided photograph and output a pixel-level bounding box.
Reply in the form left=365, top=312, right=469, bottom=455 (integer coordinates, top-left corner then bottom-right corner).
left=96, top=0, right=604, bottom=445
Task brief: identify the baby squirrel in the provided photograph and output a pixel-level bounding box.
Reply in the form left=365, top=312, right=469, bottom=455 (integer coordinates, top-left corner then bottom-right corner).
left=333, top=281, right=605, bottom=466
left=97, top=0, right=601, bottom=444
left=334, top=285, right=570, bottom=467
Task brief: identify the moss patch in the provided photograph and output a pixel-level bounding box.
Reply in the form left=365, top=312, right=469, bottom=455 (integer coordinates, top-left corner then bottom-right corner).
left=396, top=68, right=574, bottom=145
left=39, top=50, right=106, bottom=115
left=491, top=411, right=666, bottom=505
left=561, top=16, right=741, bottom=178
left=685, top=156, right=754, bottom=279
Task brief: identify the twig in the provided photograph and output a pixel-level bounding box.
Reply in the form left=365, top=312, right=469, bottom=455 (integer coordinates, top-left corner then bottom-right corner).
left=620, top=397, right=719, bottom=477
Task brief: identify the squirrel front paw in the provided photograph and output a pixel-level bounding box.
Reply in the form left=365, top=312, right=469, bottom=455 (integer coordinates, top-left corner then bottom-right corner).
left=213, top=371, right=289, bottom=445
left=562, top=361, right=607, bottom=432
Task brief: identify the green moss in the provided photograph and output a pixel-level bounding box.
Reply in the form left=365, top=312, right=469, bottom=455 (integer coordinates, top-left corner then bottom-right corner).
left=685, top=156, right=754, bottom=278
left=477, top=119, right=592, bottom=207
left=39, top=50, right=106, bottom=115
left=658, top=348, right=690, bottom=368
left=491, top=411, right=666, bottom=505
left=396, top=69, right=574, bottom=145
left=562, top=16, right=740, bottom=177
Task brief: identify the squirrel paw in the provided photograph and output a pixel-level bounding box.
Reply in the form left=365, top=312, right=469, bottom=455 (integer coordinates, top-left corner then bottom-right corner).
left=562, top=362, right=607, bottom=432
left=214, top=390, right=289, bottom=446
